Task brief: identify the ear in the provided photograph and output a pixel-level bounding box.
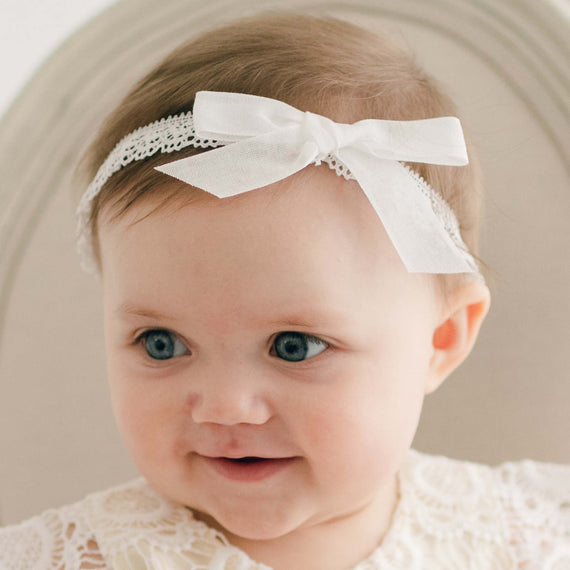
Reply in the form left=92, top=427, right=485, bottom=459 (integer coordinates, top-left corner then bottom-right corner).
left=425, top=280, right=491, bottom=395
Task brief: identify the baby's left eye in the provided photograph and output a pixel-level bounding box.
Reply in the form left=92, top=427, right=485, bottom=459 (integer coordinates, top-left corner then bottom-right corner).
left=271, top=332, right=328, bottom=362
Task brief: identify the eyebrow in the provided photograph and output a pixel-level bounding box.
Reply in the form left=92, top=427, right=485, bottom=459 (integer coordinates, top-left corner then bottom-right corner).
left=114, top=302, right=180, bottom=322
left=115, top=302, right=350, bottom=329
left=260, top=308, right=351, bottom=329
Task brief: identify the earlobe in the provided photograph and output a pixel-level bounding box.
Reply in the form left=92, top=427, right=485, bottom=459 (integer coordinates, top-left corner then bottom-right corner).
left=426, top=281, right=491, bottom=394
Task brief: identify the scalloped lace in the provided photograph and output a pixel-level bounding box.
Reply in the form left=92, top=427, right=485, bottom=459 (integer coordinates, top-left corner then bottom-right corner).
left=75, top=112, right=224, bottom=275
left=0, top=502, right=106, bottom=569
left=1, top=448, right=568, bottom=569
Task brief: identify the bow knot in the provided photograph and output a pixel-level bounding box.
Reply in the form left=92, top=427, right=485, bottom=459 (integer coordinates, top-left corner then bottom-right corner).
left=300, top=111, right=348, bottom=162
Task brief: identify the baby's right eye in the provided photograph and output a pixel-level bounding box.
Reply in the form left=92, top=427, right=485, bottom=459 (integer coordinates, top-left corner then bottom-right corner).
left=137, top=330, right=189, bottom=360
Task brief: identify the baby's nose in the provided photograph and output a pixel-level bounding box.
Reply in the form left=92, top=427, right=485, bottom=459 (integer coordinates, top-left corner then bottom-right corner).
left=188, top=367, right=272, bottom=426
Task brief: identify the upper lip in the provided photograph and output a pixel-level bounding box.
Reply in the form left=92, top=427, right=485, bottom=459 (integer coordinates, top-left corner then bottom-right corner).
left=192, top=435, right=299, bottom=460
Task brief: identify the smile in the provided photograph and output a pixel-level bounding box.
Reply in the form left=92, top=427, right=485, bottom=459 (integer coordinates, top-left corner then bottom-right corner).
left=199, top=455, right=297, bottom=482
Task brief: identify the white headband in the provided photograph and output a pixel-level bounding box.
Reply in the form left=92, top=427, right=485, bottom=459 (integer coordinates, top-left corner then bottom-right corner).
left=76, top=90, right=482, bottom=278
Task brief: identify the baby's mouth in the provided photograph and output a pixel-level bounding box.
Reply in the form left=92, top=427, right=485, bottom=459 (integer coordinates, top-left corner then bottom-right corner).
left=199, top=455, right=297, bottom=481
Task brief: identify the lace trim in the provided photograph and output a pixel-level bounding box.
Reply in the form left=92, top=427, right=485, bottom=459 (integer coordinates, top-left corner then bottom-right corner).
left=75, top=112, right=224, bottom=274
left=496, top=458, right=570, bottom=569
left=80, top=478, right=271, bottom=570
left=75, top=111, right=481, bottom=278
left=0, top=502, right=108, bottom=569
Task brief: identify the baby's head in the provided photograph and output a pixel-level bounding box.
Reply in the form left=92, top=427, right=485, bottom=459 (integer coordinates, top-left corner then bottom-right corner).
left=83, top=12, right=486, bottom=302
left=76, top=12, right=490, bottom=561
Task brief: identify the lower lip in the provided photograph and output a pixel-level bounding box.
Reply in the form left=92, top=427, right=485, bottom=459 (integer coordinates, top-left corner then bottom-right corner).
left=200, top=456, right=297, bottom=482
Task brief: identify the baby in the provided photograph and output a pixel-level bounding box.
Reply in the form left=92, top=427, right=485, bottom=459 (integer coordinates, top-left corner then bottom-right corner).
left=1, top=11, right=569, bottom=570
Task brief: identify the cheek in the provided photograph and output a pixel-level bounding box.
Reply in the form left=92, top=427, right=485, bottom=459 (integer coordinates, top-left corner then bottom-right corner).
left=110, top=379, right=153, bottom=457
left=295, top=359, right=426, bottom=474
left=296, top=405, right=397, bottom=502
left=106, top=362, right=181, bottom=466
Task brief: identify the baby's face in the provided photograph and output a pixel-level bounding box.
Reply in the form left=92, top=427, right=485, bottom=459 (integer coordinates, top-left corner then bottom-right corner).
left=99, top=165, right=441, bottom=542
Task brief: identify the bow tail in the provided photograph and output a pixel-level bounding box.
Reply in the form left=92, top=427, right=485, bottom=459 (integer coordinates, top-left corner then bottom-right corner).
left=339, top=147, right=476, bottom=274
left=155, top=126, right=316, bottom=197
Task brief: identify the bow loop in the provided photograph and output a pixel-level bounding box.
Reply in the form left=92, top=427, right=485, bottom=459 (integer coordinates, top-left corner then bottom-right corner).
left=192, top=90, right=303, bottom=140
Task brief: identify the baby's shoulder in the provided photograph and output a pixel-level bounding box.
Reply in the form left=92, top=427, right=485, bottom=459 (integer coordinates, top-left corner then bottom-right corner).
left=491, top=454, right=570, bottom=512
left=408, top=449, right=569, bottom=516
left=0, top=480, right=149, bottom=570
left=409, top=450, right=570, bottom=565
left=491, top=455, right=570, bottom=563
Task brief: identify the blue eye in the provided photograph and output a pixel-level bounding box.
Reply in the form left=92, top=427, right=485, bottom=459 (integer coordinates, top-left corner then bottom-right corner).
left=272, top=332, right=328, bottom=362
left=140, top=330, right=188, bottom=360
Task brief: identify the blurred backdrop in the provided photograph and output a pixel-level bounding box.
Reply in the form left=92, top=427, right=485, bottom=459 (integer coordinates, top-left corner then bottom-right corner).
left=0, top=0, right=117, bottom=116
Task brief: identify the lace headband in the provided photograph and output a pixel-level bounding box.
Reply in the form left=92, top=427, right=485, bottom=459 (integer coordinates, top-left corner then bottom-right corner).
left=76, top=90, right=482, bottom=279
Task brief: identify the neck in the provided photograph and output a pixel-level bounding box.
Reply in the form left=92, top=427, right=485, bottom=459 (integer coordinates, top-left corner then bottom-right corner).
left=211, top=474, right=401, bottom=570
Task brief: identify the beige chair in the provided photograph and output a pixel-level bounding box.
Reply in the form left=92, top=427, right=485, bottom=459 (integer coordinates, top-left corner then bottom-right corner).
left=1, top=0, right=568, bottom=526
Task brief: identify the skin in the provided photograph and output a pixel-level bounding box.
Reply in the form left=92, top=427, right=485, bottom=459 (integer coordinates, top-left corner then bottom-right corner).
left=98, top=165, right=490, bottom=570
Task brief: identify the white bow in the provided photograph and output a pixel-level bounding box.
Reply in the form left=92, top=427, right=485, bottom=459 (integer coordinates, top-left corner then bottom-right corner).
left=155, top=90, right=477, bottom=274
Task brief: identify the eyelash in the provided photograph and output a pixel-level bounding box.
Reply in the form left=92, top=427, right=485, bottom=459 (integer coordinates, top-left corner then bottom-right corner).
left=133, top=329, right=188, bottom=358
left=133, top=329, right=329, bottom=362
left=270, top=332, right=328, bottom=361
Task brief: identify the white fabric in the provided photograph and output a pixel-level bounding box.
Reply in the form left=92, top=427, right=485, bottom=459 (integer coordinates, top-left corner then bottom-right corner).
left=156, top=91, right=477, bottom=275
left=2, top=448, right=569, bottom=569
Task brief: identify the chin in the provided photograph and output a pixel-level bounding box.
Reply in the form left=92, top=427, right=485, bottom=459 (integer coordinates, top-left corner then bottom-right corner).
left=201, top=505, right=306, bottom=542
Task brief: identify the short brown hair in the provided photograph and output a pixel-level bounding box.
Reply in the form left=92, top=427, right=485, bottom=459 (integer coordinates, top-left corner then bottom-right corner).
left=78, top=12, right=487, bottom=302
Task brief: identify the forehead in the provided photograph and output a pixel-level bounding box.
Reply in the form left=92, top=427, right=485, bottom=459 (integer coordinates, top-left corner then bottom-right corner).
left=98, top=165, right=433, bottom=319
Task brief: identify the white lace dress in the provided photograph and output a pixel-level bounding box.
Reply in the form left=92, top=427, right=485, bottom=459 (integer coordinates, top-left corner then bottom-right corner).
left=1, top=448, right=569, bottom=569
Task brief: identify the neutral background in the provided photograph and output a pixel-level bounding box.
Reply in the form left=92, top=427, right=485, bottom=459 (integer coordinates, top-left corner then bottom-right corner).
left=0, top=0, right=117, bottom=117
left=0, top=0, right=568, bottom=526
